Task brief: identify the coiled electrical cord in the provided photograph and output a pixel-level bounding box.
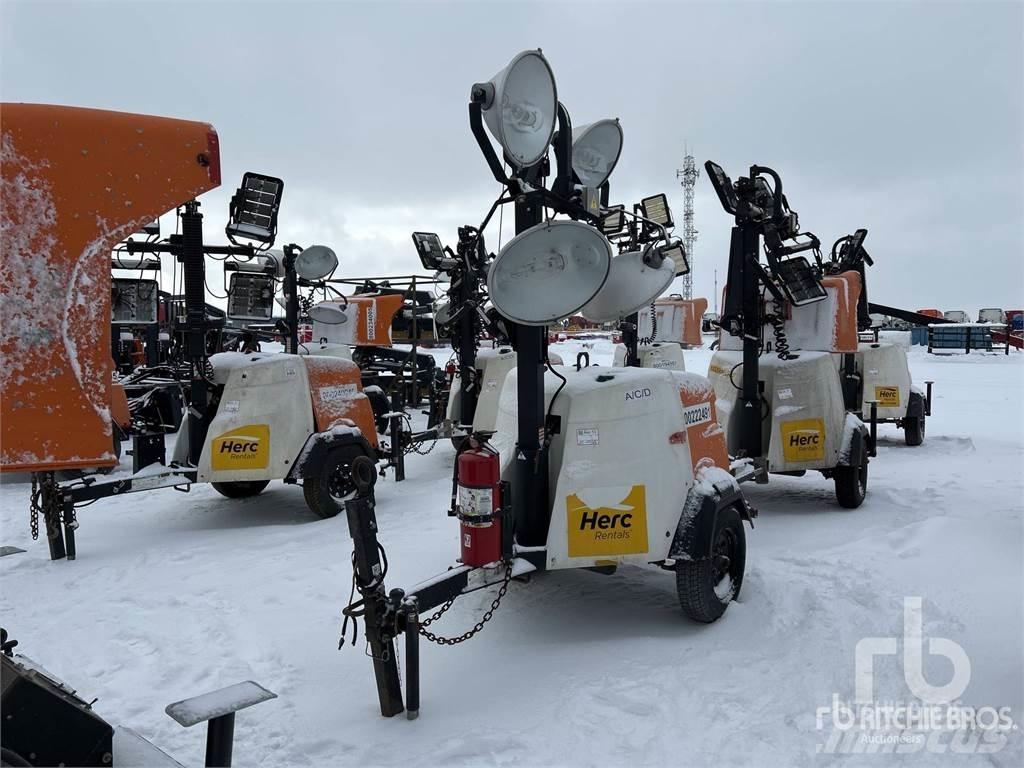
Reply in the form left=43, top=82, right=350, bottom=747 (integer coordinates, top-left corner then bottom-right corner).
left=768, top=301, right=793, bottom=360
left=637, top=302, right=657, bottom=345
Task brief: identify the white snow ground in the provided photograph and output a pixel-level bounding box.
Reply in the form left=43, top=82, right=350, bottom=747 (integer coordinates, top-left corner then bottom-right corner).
left=1, top=340, right=1022, bottom=767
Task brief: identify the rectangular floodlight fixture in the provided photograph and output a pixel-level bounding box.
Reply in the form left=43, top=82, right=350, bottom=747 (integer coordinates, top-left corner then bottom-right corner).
left=138, top=219, right=160, bottom=237
left=640, top=194, right=674, bottom=228
left=412, top=232, right=446, bottom=271
left=774, top=256, right=828, bottom=306
left=226, top=172, right=284, bottom=246
left=111, top=278, right=159, bottom=324
left=660, top=241, right=689, bottom=276
left=601, top=206, right=625, bottom=235
left=227, top=272, right=275, bottom=321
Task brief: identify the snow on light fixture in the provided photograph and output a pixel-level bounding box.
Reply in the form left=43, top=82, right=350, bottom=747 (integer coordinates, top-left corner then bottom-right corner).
left=471, top=50, right=558, bottom=169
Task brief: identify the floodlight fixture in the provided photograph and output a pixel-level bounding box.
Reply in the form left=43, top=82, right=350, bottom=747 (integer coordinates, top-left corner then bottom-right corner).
left=705, top=161, right=738, bottom=215
left=602, top=206, right=626, bottom=235
left=224, top=252, right=282, bottom=275
left=773, top=256, right=828, bottom=306
left=571, top=119, right=623, bottom=189
left=472, top=49, right=558, bottom=169
left=293, top=245, right=338, bottom=281
left=227, top=272, right=276, bottom=321
left=659, top=240, right=689, bottom=276
left=580, top=244, right=675, bottom=322
left=111, top=278, right=159, bottom=324
left=308, top=302, right=349, bottom=325
left=640, top=193, right=674, bottom=228
left=412, top=232, right=449, bottom=271
left=487, top=219, right=612, bottom=326
left=225, top=172, right=284, bottom=247
left=601, top=206, right=626, bottom=236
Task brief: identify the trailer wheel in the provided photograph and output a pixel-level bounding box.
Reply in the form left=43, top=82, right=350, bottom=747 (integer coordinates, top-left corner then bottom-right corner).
left=904, top=414, right=925, bottom=446
left=834, top=444, right=868, bottom=508
left=675, top=505, right=746, bottom=623
left=302, top=445, right=364, bottom=519
left=212, top=480, right=270, bottom=498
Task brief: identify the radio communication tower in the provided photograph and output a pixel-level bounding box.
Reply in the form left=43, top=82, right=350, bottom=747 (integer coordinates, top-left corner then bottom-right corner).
left=676, top=147, right=699, bottom=299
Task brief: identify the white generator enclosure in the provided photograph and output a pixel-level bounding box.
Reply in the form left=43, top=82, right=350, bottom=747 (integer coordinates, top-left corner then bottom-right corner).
left=447, top=347, right=563, bottom=433
left=493, top=366, right=727, bottom=571
left=853, top=342, right=913, bottom=420
left=195, top=355, right=316, bottom=483
left=708, top=350, right=850, bottom=473
left=613, top=342, right=686, bottom=371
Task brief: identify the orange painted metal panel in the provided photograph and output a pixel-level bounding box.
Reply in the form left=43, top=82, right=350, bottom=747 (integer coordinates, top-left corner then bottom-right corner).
left=348, top=294, right=404, bottom=347
left=675, top=375, right=729, bottom=474
left=303, top=357, right=379, bottom=450
left=822, top=273, right=861, bottom=354
left=1, top=104, right=220, bottom=472
left=653, top=297, right=707, bottom=347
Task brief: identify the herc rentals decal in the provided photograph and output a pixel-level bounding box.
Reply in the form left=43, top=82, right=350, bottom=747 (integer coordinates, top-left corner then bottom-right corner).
left=874, top=385, right=901, bottom=408
left=566, top=485, right=649, bottom=558
left=211, top=425, right=270, bottom=471
left=781, top=418, right=826, bottom=462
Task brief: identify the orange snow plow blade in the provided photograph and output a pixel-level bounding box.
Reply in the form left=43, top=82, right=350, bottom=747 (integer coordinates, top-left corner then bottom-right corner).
left=1, top=104, right=220, bottom=472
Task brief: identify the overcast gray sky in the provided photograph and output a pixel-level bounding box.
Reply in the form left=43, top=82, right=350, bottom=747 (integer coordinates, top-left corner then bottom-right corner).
left=3, top=0, right=1022, bottom=313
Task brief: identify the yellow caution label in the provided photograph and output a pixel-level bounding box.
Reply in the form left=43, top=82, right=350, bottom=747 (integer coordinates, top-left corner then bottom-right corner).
left=781, top=419, right=825, bottom=462
left=874, top=386, right=901, bottom=408
left=566, top=485, right=649, bottom=558
left=211, top=424, right=270, bottom=470
left=708, top=363, right=729, bottom=376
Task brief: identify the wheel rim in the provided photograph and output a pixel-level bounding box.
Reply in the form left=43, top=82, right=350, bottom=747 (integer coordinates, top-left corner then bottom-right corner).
left=712, top=526, right=739, bottom=599
left=326, top=459, right=353, bottom=500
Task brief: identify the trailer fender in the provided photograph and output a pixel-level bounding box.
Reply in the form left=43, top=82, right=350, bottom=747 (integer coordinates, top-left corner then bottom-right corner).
left=287, top=428, right=375, bottom=481
left=669, top=482, right=749, bottom=562
left=905, top=390, right=926, bottom=421
left=839, top=422, right=869, bottom=467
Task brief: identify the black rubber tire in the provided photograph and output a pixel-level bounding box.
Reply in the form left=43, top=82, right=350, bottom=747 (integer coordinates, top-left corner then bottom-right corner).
left=212, top=480, right=270, bottom=498
left=675, top=505, right=746, bottom=623
left=834, top=443, right=868, bottom=509
left=302, top=445, right=365, bottom=519
left=904, top=414, right=925, bottom=446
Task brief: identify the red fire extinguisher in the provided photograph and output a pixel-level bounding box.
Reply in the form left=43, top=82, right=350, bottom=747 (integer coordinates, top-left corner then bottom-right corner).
left=457, top=438, right=503, bottom=567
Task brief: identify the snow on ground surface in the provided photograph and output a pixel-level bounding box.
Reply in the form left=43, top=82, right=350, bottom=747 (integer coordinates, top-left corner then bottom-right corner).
left=1, top=339, right=1022, bottom=767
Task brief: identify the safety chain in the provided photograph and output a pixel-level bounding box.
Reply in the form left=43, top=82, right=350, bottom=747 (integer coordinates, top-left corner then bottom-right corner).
left=29, top=472, right=66, bottom=541
left=418, top=560, right=513, bottom=645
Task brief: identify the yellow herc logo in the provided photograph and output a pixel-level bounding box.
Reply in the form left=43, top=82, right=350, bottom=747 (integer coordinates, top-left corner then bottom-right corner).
left=211, top=425, right=270, bottom=471
left=781, top=419, right=826, bottom=462
left=566, top=485, right=649, bottom=558
left=874, top=386, right=901, bottom=408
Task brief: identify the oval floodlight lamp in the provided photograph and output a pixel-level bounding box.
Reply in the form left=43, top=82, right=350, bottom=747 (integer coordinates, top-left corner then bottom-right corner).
left=571, top=119, right=623, bottom=189
left=294, top=245, right=338, bottom=281
left=308, top=302, right=348, bottom=325
left=580, top=244, right=675, bottom=322
left=488, top=220, right=612, bottom=326
left=473, top=49, right=558, bottom=169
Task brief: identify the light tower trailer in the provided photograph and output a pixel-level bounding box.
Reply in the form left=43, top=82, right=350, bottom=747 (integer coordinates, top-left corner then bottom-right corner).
left=340, top=49, right=757, bottom=721
left=822, top=229, right=933, bottom=446
left=703, top=161, right=876, bottom=508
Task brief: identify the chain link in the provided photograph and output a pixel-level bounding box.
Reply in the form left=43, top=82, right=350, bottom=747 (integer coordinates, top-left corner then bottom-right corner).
left=418, top=561, right=513, bottom=645
left=29, top=472, right=63, bottom=541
